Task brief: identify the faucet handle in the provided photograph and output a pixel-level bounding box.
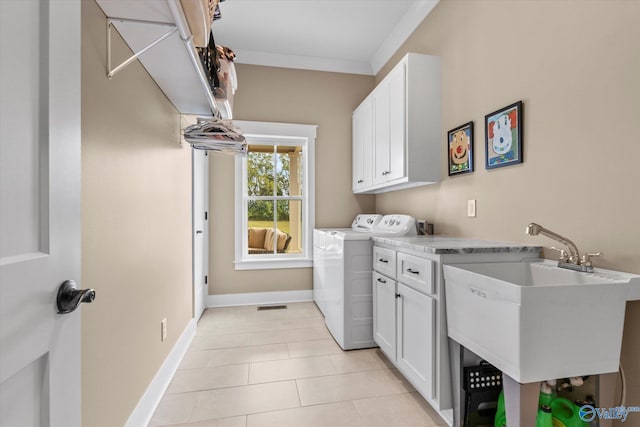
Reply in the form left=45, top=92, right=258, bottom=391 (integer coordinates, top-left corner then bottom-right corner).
left=549, top=246, right=570, bottom=262
left=581, top=252, right=602, bottom=267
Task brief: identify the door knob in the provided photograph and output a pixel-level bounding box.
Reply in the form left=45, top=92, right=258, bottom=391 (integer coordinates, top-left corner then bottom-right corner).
left=57, top=280, right=95, bottom=314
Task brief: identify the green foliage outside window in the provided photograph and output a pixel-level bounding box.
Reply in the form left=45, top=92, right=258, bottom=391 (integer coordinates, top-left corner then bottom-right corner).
left=247, top=151, right=291, bottom=221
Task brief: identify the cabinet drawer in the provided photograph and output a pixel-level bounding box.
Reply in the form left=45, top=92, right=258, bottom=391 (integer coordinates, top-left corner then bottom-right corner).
left=397, top=253, right=434, bottom=294
left=373, top=246, right=396, bottom=278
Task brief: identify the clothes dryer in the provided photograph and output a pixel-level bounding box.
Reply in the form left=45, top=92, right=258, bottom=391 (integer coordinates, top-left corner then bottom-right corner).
left=313, top=214, right=416, bottom=350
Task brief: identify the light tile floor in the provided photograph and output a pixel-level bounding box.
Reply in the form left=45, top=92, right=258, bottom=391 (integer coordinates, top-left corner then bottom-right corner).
left=149, top=302, right=447, bottom=427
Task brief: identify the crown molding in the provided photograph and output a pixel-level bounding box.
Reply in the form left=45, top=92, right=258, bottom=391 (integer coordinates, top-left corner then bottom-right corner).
left=370, top=0, right=439, bottom=74
left=234, top=49, right=374, bottom=75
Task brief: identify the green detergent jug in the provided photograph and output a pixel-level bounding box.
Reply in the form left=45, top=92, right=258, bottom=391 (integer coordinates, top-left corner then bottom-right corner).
left=550, top=397, right=588, bottom=427
left=494, top=392, right=506, bottom=427
left=538, top=405, right=554, bottom=427
left=539, top=389, right=556, bottom=407
left=494, top=391, right=587, bottom=427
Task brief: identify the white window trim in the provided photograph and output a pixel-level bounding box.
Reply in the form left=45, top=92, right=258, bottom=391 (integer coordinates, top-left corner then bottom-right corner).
left=234, top=121, right=316, bottom=270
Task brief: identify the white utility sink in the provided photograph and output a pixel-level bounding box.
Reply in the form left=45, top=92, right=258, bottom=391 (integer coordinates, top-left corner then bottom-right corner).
left=443, top=260, right=640, bottom=383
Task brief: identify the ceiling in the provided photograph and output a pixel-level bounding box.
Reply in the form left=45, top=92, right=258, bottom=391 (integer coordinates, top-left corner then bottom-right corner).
left=212, top=0, right=439, bottom=75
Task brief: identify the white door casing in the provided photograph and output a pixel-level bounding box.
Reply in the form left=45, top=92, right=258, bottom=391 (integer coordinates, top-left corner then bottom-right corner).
left=0, top=1, right=82, bottom=426
left=192, top=149, right=208, bottom=320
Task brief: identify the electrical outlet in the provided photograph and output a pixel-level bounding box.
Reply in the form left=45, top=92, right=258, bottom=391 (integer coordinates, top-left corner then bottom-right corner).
left=161, top=318, right=167, bottom=341
left=467, top=200, right=476, bottom=217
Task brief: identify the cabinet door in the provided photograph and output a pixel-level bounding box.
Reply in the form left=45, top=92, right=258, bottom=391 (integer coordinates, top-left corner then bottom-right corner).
left=387, top=61, right=406, bottom=181
left=397, top=283, right=435, bottom=401
left=352, top=96, right=373, bottom=192
left=373, top=80, right=390, bottom=185
left=373, top=272, right=396, bottom=360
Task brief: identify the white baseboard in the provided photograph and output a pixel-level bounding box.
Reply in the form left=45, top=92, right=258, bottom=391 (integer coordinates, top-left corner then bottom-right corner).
left=124, top=318, right=196, bottom=427
left=207, top=290, right=313, bottom=307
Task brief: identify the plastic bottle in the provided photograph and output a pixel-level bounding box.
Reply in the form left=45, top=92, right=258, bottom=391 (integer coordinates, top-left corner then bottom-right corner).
left=539, top=380, right=557, bottom=406
left=494, top=392, right=587, bottom=427
left=537, top=405, right=554, bottom=427
left=550, top=397, right=587, bottom=427
left=495, top=391, right=506, bottom=427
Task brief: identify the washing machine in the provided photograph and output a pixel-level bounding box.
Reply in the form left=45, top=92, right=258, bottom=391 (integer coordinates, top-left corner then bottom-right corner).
left=313, top=214, right=417, bottom=350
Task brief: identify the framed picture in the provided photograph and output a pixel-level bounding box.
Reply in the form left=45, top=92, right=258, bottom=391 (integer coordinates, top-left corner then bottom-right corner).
left=485, top=101, right=523, bottom=169
left=447, top=121, right=474, bottom=176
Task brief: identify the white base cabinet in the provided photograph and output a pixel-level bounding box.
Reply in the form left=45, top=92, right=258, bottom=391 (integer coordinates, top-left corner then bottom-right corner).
left=373, top=265, right=436, bottom=406
left=372, top=239, right=541, bottom=427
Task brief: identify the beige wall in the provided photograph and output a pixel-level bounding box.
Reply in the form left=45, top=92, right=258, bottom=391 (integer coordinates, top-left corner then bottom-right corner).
left=81, top=2, right=193, bottom=426
left=209, top=65, right=374, bottom=295
left=375, top=0, right=640, bottom=411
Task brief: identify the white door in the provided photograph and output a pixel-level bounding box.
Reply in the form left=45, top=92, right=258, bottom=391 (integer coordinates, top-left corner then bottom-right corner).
left=0, top=1, right=82, bottom=426
left=387, top=61, right=406, bottom=182
left=192, top=149, right=209, bottom=320
left=373, top=272, right=396, bottom=360
left=396, top=283, right=435, bottom=401
left=352, top=95, right=372, bottom=192
left=373, top=81, right=390, bottom=184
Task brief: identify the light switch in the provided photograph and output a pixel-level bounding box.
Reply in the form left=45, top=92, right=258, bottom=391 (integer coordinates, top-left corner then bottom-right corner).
left=467, top=200, right=476, bottom=217
left=161, top=318, right=167, bottom=341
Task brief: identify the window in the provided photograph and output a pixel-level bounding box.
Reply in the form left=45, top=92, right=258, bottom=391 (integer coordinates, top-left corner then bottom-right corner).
left=234, top=121, right=316, bottom=270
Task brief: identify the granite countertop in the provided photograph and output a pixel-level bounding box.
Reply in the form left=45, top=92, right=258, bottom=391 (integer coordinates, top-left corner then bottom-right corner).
left=371, top=235, right=542, bottom=255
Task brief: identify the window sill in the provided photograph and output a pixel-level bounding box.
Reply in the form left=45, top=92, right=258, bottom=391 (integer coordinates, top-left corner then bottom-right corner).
left=234, top=257, right=313, bottom=271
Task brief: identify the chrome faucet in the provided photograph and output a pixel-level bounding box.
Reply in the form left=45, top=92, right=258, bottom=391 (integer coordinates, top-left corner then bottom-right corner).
left=525, top=223, right=601, bottom=273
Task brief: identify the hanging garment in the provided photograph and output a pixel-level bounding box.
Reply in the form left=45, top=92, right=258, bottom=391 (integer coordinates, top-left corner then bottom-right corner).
left=216, top=45, right=236, bottom=62
left=183, top=119, right=247, bottom=154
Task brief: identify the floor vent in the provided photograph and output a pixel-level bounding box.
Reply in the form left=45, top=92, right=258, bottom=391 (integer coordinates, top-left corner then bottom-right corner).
left=257, top=305, right=288, bottom=311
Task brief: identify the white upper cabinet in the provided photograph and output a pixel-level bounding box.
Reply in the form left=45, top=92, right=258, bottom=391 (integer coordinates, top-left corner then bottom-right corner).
left=353, top=53, right=441, bottom=194
left=374, top=61, right=406, bottom=184
left=352, top=94, right=374, bottom=192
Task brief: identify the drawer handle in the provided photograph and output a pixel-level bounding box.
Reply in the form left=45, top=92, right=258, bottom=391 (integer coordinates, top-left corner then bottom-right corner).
left=377, top=278, right=387, bottom=284
left=378, top=258, right=389, bottom=263
left=406, top=268, right=420, bottom=275
left=357, top=179, right=364, bottom=183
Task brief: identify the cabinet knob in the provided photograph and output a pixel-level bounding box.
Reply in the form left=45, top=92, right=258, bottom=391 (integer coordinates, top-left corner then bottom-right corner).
left=395, top=293, right=401, bottom=299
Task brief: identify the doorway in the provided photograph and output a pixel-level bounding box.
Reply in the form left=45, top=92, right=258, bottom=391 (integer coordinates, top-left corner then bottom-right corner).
left=191, top=129, right=209, bottom=320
